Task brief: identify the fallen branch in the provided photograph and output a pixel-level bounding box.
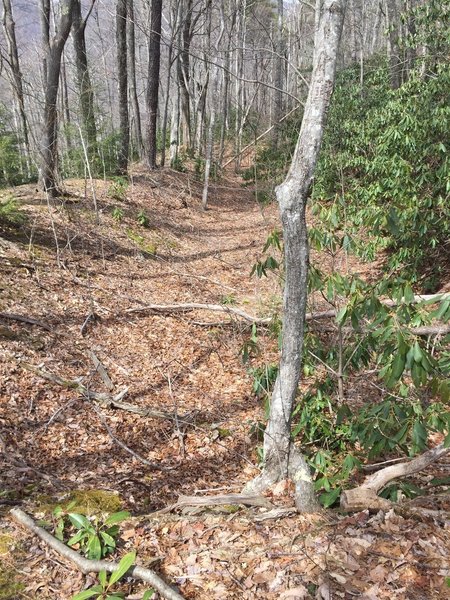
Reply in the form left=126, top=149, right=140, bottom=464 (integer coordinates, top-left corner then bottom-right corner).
left=170, top=493, right=273, bottom=512
left=0, top=312, right=52, bottom=331
left=125, top=293, right=450, bottom=326
left=126, top=302, right=271, bottom=324
left=91, top=405, right=172, bottom=472
left=10, top=508, right=185, bottom=600
left=88, top=350, right=114, bottom=391
left=341, top=442, right=450, bottom=512
left=19, top=361, right=193, bottom=422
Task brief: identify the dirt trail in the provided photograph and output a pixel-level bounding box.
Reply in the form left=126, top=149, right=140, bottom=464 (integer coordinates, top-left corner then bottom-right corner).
left=1, top=169, right=449, bottom=599
left=0, top=167, right=281, bottom=508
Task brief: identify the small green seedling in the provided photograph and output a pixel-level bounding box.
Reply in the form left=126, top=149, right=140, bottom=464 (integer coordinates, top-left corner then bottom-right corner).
left=112, top=207, right=124, bottom=222
left=137, top=211, right=150, bottom=227
left=68, top=511, right=130, bottom=560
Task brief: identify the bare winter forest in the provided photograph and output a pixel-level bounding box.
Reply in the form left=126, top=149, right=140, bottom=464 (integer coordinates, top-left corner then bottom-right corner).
left=0, top=0, right=449, bottom=598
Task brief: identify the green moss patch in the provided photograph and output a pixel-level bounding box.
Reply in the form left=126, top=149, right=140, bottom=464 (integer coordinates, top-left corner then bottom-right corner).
left=38, top=489, right=123, bottom=516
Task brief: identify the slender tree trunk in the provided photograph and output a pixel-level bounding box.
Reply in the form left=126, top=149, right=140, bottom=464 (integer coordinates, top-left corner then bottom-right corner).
left=146, top=0, right=163, bottom=169
left=385, top=0, right=401, bottom=89
left=72, top=0, right=97, bottom=160
left=160, top=37, right=174, bottom=168
left=40, top=0, right=75, bottom=196
left=245, top=0, right=347, bottom=513
left=128, top=0, right=143, bottom=157
left=177, top=0, right=193, bottom=151
left=116, top=0, right=129, bottom=174
left=2, top=0, right=31, bottom=173
left=272, top=0, right=284, bottom=147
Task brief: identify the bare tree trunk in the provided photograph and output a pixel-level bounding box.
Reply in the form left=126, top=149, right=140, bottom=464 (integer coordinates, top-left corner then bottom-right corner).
left=272, top=0, right=284, bottom=147
left=2, top=0, right=31, bottom=174
left=72, top=0, right=97, bottom=160
left=116, top=0, right=129, bottom=174
left=385, top=0, right=401, bottom=89
left=128, top=0, right=143, bottom=157
left=244, top=0, right=347, bottom=513
left=40, top=0, right=75, bottom=196
left=146, top=0, right=162, bottom=169
left=160, top=35, right=174, bottom=168
left=178, top=0, right=193, bottom=151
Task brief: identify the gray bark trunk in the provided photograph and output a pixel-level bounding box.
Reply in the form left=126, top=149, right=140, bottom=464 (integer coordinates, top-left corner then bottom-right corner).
left=2, top=0, right=31, bottom=172
left=146, top=0, right=162, bottom=168
left=40, top=0, right=75, bottom=196
left=385, top=0, right=401, bottom=89
left=245, top=0, right=347, bottom=513
left=128, top=0, right=143, bottom=157
left=116, top=0, right=129, bottom=174
left=72, top=0, right=97, bottom=159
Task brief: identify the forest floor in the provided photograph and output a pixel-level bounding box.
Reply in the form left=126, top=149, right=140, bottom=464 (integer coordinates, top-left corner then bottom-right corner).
left=0, top=165, right=449, bottom=599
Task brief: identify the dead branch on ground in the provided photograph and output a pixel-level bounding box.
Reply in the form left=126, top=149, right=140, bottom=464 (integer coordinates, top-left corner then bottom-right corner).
left=125, top=293, right=450, bottom=328
left=0, top=311, right=52, bottom=331
left=19, top=361, right=194, bottom=423
left=159, top=493, right=274, bottom=514
left=91, top=405, right=173, bottom=471
left=341, top=442, right=450, bottom=512
left=10, top=508, right=185, bottom=600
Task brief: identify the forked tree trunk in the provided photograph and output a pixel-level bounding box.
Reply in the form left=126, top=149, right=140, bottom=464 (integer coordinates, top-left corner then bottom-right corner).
left=245, top=0, right=347, bottom=513
left=40, top=0, right=75, bottom=196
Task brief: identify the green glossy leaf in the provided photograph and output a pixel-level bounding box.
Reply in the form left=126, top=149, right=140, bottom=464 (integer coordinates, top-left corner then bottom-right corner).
left=143, top=590, right=155, bottom=599
left=69, top=513, right=92, bottom=531
left=319, top=487, right=341, bottom=508
left=104, top=511, right=130, bottom=526
left=87, top=535, right=102, bottom=560
left=109, top=552, right=136, bottom=585
left=100, top=531, right=116, bottom=549
left=98, top=570, right=107, bottom=588
left=68, top=530, right=87, bottom=546
left=71, top=586, right=102, bottom=600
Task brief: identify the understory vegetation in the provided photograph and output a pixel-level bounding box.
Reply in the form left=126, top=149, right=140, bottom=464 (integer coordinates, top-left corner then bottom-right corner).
left=246, top=22, right=449, bottom=507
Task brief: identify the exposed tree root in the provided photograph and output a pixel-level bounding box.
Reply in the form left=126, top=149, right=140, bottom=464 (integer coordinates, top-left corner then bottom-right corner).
left=10, top=508, right=185, bottom=600
left=244, top=446, right=319, bottom=513
left=341, top=442, right=450, bottom=512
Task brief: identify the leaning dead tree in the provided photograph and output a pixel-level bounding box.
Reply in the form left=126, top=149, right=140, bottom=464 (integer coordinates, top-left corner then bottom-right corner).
left=245, top=0, right=347, bottom=513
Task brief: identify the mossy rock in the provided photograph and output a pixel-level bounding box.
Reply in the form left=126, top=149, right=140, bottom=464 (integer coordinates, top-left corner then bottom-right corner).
left=0, top=561, right=24, bottom=599
left=0, top=535, right=13, bottom=556
left=38, top=489, right=123, bottom=516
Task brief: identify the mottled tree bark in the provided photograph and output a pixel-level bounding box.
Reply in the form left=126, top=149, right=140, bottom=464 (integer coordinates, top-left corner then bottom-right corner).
left=245, top=0, right=347, bottom=513
left=146, top=0, right=162, bottom=169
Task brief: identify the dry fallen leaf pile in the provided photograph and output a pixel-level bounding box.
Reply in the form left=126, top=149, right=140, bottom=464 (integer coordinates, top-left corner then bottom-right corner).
left=1, top=167, right=449, bottom=599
